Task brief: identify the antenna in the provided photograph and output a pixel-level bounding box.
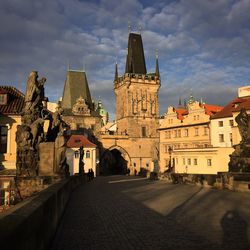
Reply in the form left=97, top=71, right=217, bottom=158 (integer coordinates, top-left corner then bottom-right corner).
left=67, top=60, right=70, bottom=71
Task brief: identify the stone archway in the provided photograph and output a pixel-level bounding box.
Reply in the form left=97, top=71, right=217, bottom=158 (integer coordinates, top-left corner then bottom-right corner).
left=100, top=145, right=131, bottom=175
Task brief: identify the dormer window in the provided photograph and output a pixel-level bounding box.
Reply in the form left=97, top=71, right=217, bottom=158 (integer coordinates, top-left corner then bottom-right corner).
left=0, top=94, right=7, bottom=105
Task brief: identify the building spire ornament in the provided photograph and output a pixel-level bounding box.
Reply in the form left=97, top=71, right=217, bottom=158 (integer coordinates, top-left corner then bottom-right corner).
left=155, top=49, right=160, bottom=77
left=114, top=62, right=118, bottom=83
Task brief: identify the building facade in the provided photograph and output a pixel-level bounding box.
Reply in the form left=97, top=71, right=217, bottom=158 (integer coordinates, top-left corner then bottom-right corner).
left=0, top=86, right=24, bottom=169
left=159, top=98, right=226, bottom=174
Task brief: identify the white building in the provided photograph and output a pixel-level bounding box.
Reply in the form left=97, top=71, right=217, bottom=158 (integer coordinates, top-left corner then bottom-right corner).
left=66, top=135, right=98, bottom=176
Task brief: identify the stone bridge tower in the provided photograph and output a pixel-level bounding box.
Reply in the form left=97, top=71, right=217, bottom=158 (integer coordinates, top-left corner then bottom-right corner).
left=114, top=32, right=160, bottom=139
left=100, top=32, right=160, bottom=173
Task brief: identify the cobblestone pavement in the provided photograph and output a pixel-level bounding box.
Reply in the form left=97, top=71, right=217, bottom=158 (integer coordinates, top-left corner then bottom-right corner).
left=51, top=176, right=250, bottom=250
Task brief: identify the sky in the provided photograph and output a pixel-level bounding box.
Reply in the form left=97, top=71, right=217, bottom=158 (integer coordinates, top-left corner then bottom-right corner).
left=0, top=0, right=250, bottom=119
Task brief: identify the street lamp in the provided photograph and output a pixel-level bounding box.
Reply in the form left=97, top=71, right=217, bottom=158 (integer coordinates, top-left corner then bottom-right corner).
left=79, top=146, right=84, bottom=176
left=168, top=146, right=173, bottom=172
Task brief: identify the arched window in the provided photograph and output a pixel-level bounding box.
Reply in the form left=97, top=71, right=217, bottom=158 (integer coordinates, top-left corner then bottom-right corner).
left=86, top=150, right=90, bottom=158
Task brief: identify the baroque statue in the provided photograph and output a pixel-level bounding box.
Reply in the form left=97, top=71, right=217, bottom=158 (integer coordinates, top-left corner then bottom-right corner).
left=229, top=108, right=250, bottom=172
left=16, top=71, right=69, bottom=177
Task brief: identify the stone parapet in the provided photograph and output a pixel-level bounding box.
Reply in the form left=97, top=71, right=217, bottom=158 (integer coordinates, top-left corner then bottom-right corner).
left=0, top=175, right=84, bottom=250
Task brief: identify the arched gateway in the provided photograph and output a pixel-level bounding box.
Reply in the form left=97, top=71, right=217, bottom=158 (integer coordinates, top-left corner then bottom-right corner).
left=100, top=145, right=131, bottom=175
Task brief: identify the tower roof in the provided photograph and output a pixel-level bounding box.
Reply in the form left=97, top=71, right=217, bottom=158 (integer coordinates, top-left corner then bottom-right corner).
left=61, top=70, right=92, bottom=113
left=125, top=33, right=147, bottom=74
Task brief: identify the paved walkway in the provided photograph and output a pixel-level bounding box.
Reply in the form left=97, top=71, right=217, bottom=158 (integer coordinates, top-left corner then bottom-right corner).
left=51, top=176, right=250, bottom=250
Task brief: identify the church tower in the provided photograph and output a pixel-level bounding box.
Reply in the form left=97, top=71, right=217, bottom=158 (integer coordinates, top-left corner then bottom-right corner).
left=114, top=32, right=160, bottom=138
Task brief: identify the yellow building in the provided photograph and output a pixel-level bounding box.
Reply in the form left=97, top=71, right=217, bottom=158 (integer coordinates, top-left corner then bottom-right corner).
left=159, top=98, right=224, bottom=174
left=0, top=86, right=24, bottom=170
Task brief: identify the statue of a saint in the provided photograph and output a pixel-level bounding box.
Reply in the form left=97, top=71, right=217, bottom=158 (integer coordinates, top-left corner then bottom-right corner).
left=235, top=108, right=249, bottom=143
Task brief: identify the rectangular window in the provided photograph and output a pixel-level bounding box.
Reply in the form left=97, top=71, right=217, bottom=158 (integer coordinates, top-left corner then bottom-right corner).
left=195, top=128, right=199, bottom=136
left=187, top=158, right=191, bottom=165
left=184, top=129, right=189, bottom=137
left=0, top=126, right=8, bottom=153
left=230, top=133, right=233, bottom=145
left=204, top=127, right=208, bottom=135
left=194, top=159, right=197, bottom=165
left=207, top=159, right=212, bottom=166
left=194, top=115, right=196, bottom=121
left=183, top=158, right=185, bottom=165
left=219, top=134, right=224, bottom=142
left=165, top=131, right=168, bottom=139
left=142, top=127, right=146, bottom=137
left=0, top=94, right=7, bottom=105
left=218, top=121, right=223, bottom=127
left=178, top=129, right=181, bottom=137
left=174, top=130, right=177, bottom=138
left=229, top=120, right=234, bottom=127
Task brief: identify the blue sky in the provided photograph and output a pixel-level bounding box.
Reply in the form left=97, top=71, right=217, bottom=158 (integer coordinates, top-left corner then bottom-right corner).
left=0, top=0, right=250, bottom=119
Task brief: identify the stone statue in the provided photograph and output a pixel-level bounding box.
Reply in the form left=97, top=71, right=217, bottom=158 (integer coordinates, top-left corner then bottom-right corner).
left=229, top=108, right=250, bottom=172
left=235, top=108, right=250, bottom=144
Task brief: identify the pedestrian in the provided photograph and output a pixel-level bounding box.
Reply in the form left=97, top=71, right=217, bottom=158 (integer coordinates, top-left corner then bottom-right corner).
left=87, top=169, right=91, bottom=181
left=134, top=169, right=137, bottom=176
left=90, top=168, right=94, bottom=180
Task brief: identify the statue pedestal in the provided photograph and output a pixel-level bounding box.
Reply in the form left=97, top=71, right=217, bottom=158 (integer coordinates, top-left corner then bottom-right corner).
left=39, top=142, right=55, bottom=176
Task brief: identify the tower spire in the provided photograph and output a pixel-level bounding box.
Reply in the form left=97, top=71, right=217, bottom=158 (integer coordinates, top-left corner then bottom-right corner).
left=155, top=49, right=160, bottom=77
left=114, top=62, right=118, bottom=83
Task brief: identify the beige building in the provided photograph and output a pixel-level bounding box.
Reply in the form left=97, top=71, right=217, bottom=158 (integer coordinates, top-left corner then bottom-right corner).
left=159, top=98, right=225, bottom=174
left=0, top=86, right=24, bottom=170
left=100, top=32, right=160, bottom=174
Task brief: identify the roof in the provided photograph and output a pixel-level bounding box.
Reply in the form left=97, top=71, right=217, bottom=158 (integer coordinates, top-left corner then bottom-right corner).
left=125, top=33, right=147, bottom=74
left=66, top=134, right=96, bottom=148
left=202, top=104, right=223, bottom=116
left=61, top=70, right=92, bottom=114
left=175, top=109, right=188, bottom=120
left=0, top=86, right=25, bottom=115
left=211, top=96, right=250, bottom=119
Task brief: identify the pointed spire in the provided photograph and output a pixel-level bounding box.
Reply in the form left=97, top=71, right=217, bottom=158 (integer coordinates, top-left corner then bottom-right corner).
left=114, top=62, right=118, bottom=83
left=178, top=98, right=182, bottom=106
left=155, top=50, right=160, bottom=77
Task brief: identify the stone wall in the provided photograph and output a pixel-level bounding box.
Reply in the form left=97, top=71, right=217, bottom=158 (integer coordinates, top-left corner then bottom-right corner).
left=159, top=172, right=250, bottom=193
left=0, top=175, right=83, bottom=250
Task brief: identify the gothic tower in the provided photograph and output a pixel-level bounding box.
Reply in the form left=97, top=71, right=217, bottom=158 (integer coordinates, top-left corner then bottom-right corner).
left=114, top=32, right=160, bottom=138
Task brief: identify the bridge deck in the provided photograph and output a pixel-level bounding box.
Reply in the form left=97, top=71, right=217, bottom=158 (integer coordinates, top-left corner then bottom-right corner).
left=51, top=176, right=250, bottom=250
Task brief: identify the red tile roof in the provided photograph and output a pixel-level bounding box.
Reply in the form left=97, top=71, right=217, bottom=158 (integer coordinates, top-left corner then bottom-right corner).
left=211, top=96, right=250, bottom=119
left=202, top=104, right=223, bottom=116
left=0, top=86, right=24, bottom=115
left=175, top=109, right=188, bottom=120
left=66, top=134, right=96, bottom=148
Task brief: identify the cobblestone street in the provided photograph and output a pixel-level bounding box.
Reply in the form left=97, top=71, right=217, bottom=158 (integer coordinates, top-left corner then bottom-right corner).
left=51, top=176, right=250, bottom=250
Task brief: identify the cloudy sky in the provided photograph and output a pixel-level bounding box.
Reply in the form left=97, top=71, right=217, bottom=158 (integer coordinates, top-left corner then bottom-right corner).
left=1, top=0, right=250, bottom=118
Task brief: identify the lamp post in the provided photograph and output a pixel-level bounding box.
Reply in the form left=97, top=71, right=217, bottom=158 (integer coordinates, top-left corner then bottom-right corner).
left=79, top=146, right=84, bottom=176
left=168, top=146, right=173, bottom=172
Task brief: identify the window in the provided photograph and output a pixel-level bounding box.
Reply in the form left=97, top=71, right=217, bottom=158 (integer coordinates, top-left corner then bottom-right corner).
left=74, top=150, right=79, bottom=158
left=184, top=129, right=189, bottom=137
left=187, top=158, right=191, bottom=165
left=197, top=115, right=199, bottom=120
left=194, top=159, right=197, bottom=165
left=183, top=158, right=185, bottom=165
left=142, top=127, right=146, bottom=137
left=195, top=128, right=199, bottom=136
left=0, top=126, right=8, bottom=153
left=194, top=115, right=196, bottom=120
left=218, top=121, right=223, bottom=127
left=165, top=145, right=168, bottom=153
left=207, top=159, right=212, bottom=166
left=204, top=127, right=208, bottom=135
left=0, top=94, right=7, bottom=105
left=168, top=131, right=171, bottom=139
left=174, top=130, right=177, bottom=138
left=229, top=120, right=234, bottom=127
left=165, top=131, right=168, bottom=139
left=134, top=163, right=136, bottom=167
left=178, top=129, right=181, bottom=138
left=86, top=150, right=90, bottom=158
left=219, top=134, right=224, bottom=143
left=91, top=124, right=95, bottom=131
